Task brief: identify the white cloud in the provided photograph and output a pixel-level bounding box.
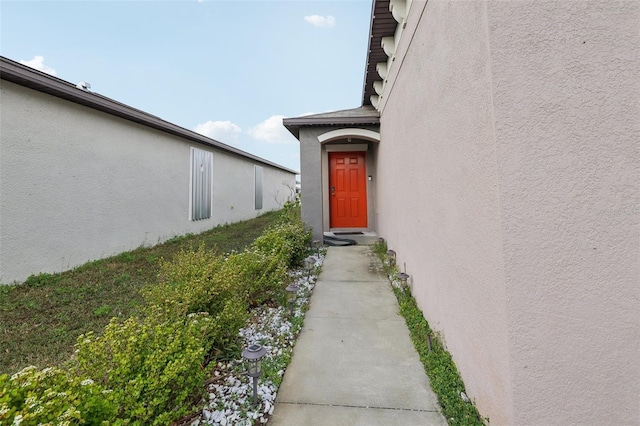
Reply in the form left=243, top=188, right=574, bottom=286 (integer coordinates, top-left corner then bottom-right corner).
left=19, top=56, right=57, bottom=76
left=304, top=15, right=336, bottom=28
left=194, top=120, right=241, bottom=143
left=249, top=115, right=296, bottom=144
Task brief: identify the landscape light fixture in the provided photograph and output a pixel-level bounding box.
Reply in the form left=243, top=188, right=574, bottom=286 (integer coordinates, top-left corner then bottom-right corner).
left=312, top=239, right=322, bottom=256
left=387, top=250, right=396, bottom=267
left=242, top=343, right=267, bottom=406
left=285, top=283, right=299, bottom=316
left=397, top=272, right=410, bottom=290
left=304, top=256, right=316, bottom=280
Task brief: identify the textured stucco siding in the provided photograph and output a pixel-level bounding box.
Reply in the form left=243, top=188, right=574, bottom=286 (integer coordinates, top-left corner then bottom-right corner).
left=0, top=81, right=296, bottom=284
left=299, top=127, right=326, bottom=242
left=377, top=0, right=638, bottom=424
left=298, top=127, right=379, bottom=242
left=376, top=1, right=512, bottom=423
left=487, top=2, right=639, bottom=425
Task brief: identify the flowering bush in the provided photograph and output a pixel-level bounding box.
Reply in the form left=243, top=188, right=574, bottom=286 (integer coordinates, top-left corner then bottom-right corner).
left=74, top=313, right=212, bottom=425
left=0, top=366, right=116, bottom=425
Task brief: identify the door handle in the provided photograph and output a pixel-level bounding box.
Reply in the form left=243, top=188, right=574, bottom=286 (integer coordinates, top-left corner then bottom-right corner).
left=331, top=186, right=335, bottom=196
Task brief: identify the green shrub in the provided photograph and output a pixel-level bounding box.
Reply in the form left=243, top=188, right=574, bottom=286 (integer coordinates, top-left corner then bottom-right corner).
left=143, top=245, right=227, bottom=318
left=278, top=199, right=302, bottom=224
left=222, top=247, right=288, bottom=307
left=1, top=207, right=318, bottom=425
left=74, top=313, right=212, bottom=425
left=0, top=366, right=116, bottom=425
left=142, top=245, right=248, bottom=355
left=252, top=221, right=311, bottom=268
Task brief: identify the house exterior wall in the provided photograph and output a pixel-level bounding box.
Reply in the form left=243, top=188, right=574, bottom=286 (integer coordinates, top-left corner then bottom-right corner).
left=376, top=1, right=638, bottom=425
left=298, top=127, right=379, bottom=242
left=0, top=81, right=296, bottom=284
left=487, top=2, right=639, bottom=425
left=299, top=127, right=325, bottom=242
left=377, top=1, right=512, bottom=423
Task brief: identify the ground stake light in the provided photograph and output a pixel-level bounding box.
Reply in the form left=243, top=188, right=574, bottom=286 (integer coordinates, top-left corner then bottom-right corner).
left=285, top=283, right=299, bottom=316
left=312, top=239, right=322, bottom=256
left=387, top=250, right=397, bottom=267
left=304, top=256, right=316, bottom=280
left=242, top=343, right=267, bottom=406
left=397, top=272, right=410, bottom=290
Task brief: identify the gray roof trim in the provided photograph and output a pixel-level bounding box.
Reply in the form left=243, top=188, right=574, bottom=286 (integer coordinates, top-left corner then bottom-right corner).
left=0, top=56, right=298, bottom=175
left=283, top=106, right=380, bottom=139
left=283, top=115, right=380, bottom=127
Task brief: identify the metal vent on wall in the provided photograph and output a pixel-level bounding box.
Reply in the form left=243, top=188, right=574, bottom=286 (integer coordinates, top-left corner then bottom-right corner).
left=191, top=147, right=213, bottom=220
left=254, top=165, right=263, bottom=210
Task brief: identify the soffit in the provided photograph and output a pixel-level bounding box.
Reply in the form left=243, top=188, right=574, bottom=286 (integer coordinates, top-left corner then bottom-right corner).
left=362, top=0, right=396, bottom=106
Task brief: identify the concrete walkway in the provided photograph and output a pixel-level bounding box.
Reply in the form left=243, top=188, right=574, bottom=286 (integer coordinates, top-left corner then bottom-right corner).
left=269, top=246, right=447, bottom=426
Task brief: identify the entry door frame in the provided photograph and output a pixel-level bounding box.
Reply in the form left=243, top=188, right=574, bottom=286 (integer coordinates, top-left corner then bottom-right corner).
left=322, top=143, right=370, bottom=231
left=328, top=151, right=368, bottom=228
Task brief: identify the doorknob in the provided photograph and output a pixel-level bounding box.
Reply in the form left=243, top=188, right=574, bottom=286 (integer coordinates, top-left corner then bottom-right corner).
left=331, top=186, right=335, bottom=196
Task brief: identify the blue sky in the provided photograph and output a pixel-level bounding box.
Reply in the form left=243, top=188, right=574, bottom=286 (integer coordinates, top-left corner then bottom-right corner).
left=0, top=0, right=373, bottom=171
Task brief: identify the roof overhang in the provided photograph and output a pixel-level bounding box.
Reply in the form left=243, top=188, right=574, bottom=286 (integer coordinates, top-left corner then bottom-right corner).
left=362, top=0, right=397, bottom=107
left=283, top=106, right=380, bottom=140
left=0, top=56, right=298, bottom=175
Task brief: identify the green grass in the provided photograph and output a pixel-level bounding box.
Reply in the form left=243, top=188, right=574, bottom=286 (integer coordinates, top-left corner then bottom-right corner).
left=0, top=210, right=282, bottom=375
left=373, top=242, right=487, bottom=426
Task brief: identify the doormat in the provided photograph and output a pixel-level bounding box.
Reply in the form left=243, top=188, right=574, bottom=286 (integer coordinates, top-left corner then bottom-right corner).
left=333, top=232, right=364, bottom=235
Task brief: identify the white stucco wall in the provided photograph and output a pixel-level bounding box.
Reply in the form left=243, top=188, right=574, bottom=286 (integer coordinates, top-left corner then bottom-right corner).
left=0, top=81, right=296, bottom=284
left=376, top=1, right=638, bottom=424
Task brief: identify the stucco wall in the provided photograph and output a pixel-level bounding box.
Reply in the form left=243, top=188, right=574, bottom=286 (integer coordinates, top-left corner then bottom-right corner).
left=299, top=127, right=325, bottom=242
left=0, top=81, right=296, bottom=284
left=377, top=1, right=639, bottom=425
left=487, top=2, right=639, bottom=425
left=377, top=1, right=512, bottom=423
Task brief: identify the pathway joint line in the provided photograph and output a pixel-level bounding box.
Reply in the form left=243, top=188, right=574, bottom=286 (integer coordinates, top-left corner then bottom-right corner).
left=317, top=280, right=387, bottom=283
left=305, top=315, right=404, bottom=321
left=275, top=401, right=441, bottom=413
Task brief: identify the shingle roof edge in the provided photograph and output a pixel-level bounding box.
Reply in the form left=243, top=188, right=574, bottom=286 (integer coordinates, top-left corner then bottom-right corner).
left=282, top=107, right=380, bottom=139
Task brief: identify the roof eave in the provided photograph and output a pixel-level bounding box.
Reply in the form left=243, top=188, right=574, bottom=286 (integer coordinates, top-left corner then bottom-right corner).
left=361, top=0, right=378, bottom=106
left=283, top=115, right=380, bottom=140
left=0, top=57, right=298, bottom=175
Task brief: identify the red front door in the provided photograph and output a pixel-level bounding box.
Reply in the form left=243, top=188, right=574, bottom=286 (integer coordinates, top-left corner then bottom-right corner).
left=329, top=152, right=368, bottom=228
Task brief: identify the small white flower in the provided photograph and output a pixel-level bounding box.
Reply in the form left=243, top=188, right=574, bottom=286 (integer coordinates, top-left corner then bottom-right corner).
left=81, top=378, right=94, bottom=386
